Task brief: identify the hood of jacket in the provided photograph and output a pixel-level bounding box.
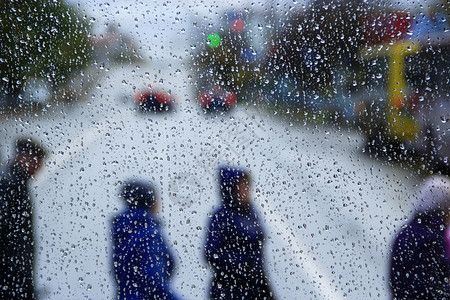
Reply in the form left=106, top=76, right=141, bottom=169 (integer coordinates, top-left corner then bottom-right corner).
left=414, top=176, right=450, bottom=213
left=120, top=179, right=156, bottom=209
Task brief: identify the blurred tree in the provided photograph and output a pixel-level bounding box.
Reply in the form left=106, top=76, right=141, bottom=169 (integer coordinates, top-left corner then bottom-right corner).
left=199, top=34, right=262, bottom=93
left=267, top=0, right=367, bottom=96
left=191, top=10, right=265, bottom=102
left=0, top=0, right=93, bottom=96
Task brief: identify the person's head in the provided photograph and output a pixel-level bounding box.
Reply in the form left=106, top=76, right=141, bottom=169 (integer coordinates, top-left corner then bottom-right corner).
left=219, top=165, right=252, bottom=209
left=235, top=172, right=251, bottom=208
left=13, top=137, right=47, bottom=178
left=414, top=175, right=450, bottom=217
left=120, top=179, right=158, bottom=213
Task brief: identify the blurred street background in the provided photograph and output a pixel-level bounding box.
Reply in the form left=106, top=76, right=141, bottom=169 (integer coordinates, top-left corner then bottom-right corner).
left=0, top=0, right=448, bottom=299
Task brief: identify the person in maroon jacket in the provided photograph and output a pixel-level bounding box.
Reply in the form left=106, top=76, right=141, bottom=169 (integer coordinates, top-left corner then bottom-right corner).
left=0, top=138, right=47, bottom=299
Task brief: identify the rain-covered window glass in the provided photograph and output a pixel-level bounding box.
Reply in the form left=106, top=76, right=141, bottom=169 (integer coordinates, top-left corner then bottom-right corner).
left=0, top=0, right=448, bottom=299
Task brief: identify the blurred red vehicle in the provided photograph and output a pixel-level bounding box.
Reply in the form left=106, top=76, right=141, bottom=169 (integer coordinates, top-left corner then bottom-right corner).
left=133, top=86, right=175, bottom=112
left=198, top=85, right=237, bottom=111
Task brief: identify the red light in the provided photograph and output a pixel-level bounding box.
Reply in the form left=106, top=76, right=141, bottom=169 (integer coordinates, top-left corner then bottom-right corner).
left=231, top=19, right=245, bottom=34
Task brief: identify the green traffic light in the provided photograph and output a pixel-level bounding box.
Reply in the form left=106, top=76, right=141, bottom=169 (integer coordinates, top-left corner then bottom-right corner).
left=207, top=33, right=221, bottom=48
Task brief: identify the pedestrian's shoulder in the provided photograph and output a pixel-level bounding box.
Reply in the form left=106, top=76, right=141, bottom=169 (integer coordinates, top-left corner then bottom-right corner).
left=111, top=212, right=136, bottom=230
left=0, top=168, right=9, bottom=185
left=0, top=173, right=12, bottom=198
left=248, top=206, right=261, bottom=220
left=211, top=205, right=230, bottom=220
left=398, top=214, right=442, bottom=245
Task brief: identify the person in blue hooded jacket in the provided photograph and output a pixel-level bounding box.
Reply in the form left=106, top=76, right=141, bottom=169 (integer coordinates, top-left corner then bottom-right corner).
left=390, top=176, right=450, bottom=299
left=111, top=180, right=179, bottom=300
left=204, top=166, right=275, bottom=300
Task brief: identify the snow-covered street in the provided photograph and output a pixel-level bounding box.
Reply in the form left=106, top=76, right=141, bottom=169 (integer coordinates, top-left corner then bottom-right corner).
left=0, top=1, right=428, bottom=298
left=1, top=63, right=421, bottom=299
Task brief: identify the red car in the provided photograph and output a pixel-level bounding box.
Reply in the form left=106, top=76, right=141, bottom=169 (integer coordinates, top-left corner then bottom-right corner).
left=133, top=86, right=175, bottom=112
left=198, top=85, right=237, bottom=111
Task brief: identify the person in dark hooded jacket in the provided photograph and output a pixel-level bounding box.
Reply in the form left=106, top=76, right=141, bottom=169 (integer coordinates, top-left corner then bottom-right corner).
left=390, top=176, right=450, bottom=299
left=0, top=137, right=47, bottom=299
left=204, top=166, right=275, bottom=300
left=111, top=179, right=179, bottom=300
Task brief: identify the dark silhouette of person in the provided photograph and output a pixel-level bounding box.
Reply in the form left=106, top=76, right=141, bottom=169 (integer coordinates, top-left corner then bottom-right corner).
left=390, top=176, right=450, bottom=299
left=111, top=179, right=180, bottom=300
left=204, top=166, right=275, bottom=300
left=0, top=137, right=47, bottom=299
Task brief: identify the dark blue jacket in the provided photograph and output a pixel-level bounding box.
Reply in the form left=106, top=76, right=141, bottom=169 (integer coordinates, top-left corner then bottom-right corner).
left=112, top=208, right=178, bottom=300
left=0, top=165, right=35, bottom=299
left=205, top=167, right=273, bottom=299
left=390, top=212, right=450, bottom=299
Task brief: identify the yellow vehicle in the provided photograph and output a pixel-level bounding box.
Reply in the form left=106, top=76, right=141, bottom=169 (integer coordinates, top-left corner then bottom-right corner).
left=361, top=40, right=421, bottom=142
left=359, top=27, right=449, bottom=167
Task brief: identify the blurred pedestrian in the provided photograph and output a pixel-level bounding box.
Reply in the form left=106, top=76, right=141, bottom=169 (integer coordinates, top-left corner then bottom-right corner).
left=0, top=137, right=47, bottom=299
left=111, top=179, right=180, bottom=300
left=204, top=166, right=275, bottom=300
left=390, top=175, right=450, bottom=299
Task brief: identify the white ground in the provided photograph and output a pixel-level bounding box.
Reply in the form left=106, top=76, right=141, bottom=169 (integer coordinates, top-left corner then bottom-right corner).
left=0, top=1, right=425, bottom=299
